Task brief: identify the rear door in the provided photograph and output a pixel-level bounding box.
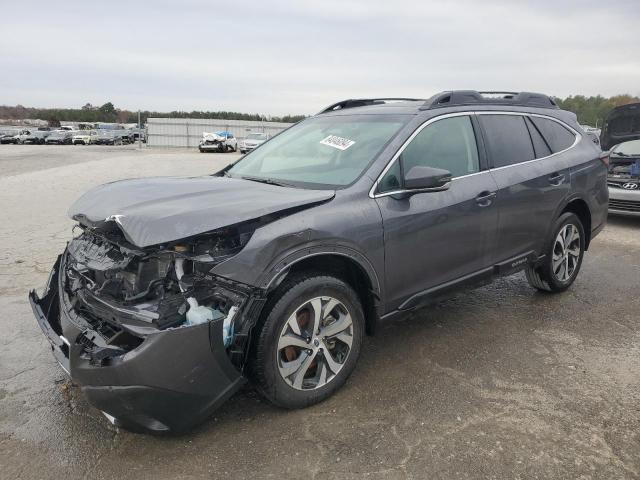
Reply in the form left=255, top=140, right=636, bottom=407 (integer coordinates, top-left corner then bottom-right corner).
left=478, top=113, right=575, bottom=264
left=374, top=114, right=499, bottom=311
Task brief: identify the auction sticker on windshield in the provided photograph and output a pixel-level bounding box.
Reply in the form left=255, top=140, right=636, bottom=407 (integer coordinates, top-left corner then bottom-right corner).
left=320, top=135, right=356, bottom=151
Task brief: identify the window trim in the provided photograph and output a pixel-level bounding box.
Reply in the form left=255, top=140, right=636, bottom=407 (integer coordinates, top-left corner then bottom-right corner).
left=369, top=111, right=581, bottom=198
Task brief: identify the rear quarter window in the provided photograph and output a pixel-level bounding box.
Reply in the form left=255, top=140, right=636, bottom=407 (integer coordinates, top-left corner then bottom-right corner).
left=479, top=115, right=535, bottom=168
left=525, top=117, right=552, bottom=158
left=530, top=117, right=575, bottom=153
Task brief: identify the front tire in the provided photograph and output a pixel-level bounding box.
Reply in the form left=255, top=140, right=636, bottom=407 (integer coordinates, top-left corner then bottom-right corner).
left=251, top=274, right=364, bottom=409
left=525, top=212, right=585, bottom=293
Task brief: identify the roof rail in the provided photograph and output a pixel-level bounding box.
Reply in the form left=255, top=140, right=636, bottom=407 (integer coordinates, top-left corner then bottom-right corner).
left=319, top=98, right=424, bottom=114
left=420, top=90, right=558, bottom=110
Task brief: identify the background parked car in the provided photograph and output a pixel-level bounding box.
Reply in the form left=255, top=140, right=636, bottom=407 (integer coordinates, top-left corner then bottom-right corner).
left=45, top=130, right=74, bottom=145
left=72, top=130, right=95, bottom=145
left=0, top=133, right=20, bottom=144
left=117, top=130, right=133, bottom=144
left=131, top=128, right=147, bottom=143
left=19, top=129, right=51, bottom=144
left=199, top=131, right=237, bottom=152
left=607, top=139, right=640, bottom=216
left=92, top=130, right=124, bottom=145
left=239, top=132, right=269, bottom=154
left=580, top=125, right=601, bottom=146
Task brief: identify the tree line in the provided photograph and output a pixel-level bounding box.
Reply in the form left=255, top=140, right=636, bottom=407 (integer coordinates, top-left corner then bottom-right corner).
left=554, top=94, right=639, bottom=128
left=1, top=95, right=638, bottom=127
left=0, top=102, right=307, bottom=125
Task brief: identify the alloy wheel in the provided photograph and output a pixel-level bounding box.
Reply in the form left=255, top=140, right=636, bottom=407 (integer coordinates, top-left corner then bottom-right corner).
left=552, top=224, right=581, bottom=282
left=276, top=296, right=354, bottom=390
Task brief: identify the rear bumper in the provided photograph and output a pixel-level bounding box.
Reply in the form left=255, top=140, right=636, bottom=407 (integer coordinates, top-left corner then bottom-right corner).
left=29, top=255, right=245, bottom=433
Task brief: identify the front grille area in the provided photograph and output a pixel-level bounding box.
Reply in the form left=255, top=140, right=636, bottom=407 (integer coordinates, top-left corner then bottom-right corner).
left=609, top=199, right=640, bottom=212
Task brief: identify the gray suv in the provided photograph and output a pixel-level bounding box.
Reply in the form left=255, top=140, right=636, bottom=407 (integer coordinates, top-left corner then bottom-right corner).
left=30, top=91, right=608, bottom=433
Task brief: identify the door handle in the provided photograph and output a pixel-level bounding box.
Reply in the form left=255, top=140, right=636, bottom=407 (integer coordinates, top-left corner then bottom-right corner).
left=548, top=172, right=565, bottom=186
left=475, top=191, right=496, bottom=207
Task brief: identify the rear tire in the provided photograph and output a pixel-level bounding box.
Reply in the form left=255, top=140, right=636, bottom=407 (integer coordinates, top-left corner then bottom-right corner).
left=251, top=273, right=364, bottom=409
left=525, top=212, right=585, bottom=293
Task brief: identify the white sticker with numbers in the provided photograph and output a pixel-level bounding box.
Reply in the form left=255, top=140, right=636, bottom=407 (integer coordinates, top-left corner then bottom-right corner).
left=319, top=135, right=356, bottom=151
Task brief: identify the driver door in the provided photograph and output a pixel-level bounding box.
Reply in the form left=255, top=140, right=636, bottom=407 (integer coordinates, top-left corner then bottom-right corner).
left=374, top=115, right=499, bottom=311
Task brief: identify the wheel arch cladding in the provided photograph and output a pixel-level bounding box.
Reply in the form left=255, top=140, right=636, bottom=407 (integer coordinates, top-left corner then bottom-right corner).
left=270, top=254, right=379, bottom=336
left=561, top=198, right=592, bottom=249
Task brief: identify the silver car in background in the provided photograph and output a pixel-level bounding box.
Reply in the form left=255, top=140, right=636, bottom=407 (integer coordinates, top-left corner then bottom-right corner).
left=45, top=130, right=74, bottom=145
left=239, top=132, right=268, bottom=154
left=607, top=139, right=640, bottom=216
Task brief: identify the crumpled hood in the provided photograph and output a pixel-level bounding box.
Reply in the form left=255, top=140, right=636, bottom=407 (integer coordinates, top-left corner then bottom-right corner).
left=202, top=132, right=225, bottom=141
left=68, top=176, right=335, bottom=247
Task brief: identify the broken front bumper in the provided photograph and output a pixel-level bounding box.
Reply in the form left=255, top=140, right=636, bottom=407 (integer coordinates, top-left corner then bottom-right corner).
left=29, top=255, right=246, bottom=433
left=199, top=142, right=226, bottom=151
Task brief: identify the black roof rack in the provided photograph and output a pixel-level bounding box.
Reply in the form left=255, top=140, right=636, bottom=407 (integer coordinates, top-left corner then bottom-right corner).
left=319, top=98, right=424, bottom=114
left=420, top=90, right=558, bottom=110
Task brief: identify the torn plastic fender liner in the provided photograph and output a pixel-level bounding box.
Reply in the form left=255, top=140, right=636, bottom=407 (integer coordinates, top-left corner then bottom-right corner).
left=28, top=254, right=69, bottom=373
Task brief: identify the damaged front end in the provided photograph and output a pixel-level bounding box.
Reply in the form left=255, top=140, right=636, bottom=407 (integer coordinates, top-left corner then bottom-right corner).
left=29, top=222, right=266, bottom=433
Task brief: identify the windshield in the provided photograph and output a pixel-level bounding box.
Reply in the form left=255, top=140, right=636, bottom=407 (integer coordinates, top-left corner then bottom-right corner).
left=612, top=139, right=640, bottom=156
left=246, top=133, right=266, bottom=140
left=227, top=114, right=408, bottom=188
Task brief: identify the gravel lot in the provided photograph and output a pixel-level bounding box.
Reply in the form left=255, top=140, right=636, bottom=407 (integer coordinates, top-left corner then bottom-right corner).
left=1, top=145, right=639, bottom=479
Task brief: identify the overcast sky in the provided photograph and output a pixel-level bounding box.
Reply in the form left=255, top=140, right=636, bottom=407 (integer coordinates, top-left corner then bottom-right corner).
left=1, top=0, right=639, bottom=115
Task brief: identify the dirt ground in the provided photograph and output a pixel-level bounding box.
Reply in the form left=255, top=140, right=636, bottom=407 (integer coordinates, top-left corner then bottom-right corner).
left=1, top=145, right=639, bottom=479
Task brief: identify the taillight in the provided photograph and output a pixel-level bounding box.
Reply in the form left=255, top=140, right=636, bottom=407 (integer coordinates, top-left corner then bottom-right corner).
left=599, top=152, right=609, bottom=167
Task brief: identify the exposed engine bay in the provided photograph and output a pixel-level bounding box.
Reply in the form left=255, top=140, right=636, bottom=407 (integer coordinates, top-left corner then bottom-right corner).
left=62, top=221, right=265, bottom=369
left=608, top=157, right=640, bottom=180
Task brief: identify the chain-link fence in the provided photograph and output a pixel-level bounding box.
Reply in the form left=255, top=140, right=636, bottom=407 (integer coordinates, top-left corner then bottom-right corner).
left=146, top=118, right=293, bottom=148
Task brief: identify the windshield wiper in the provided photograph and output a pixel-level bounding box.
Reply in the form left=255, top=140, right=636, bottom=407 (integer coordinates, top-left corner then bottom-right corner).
left=240, top=175, right=296, bottom=187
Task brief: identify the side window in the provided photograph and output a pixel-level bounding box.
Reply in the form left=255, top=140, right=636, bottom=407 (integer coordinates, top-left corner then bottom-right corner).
left=525, top=117, right=552, bottom=158
left=479, top=115, right=535, bottom=168
left=378, top=116, right=479, bottom=193
left=529, top=117, right=575, bottom=153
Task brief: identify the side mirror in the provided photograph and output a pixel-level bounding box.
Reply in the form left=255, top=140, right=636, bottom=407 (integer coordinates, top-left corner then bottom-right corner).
left=404, top=166, right=452, bottom=191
